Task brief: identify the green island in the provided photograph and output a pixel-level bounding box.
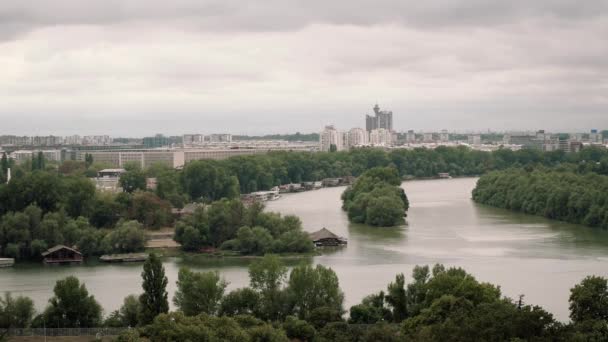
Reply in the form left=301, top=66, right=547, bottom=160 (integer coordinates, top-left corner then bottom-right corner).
left=341, top=167, right=409, bottom=227
left=3, top=254, right=608, bottom=341
left=473, top=166, right=608, bottom=229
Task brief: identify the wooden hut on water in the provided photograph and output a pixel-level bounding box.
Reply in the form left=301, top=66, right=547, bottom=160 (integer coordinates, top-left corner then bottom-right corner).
left=41, top=245, right=83, bottom=264
left=309, top=228, right=347, bottom=247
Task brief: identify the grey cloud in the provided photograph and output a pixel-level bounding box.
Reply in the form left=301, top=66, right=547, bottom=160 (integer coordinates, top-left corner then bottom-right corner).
left=2, top=0, right=608, bottom=40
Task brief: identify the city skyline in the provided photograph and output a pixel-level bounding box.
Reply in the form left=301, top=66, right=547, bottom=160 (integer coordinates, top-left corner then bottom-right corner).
left=1, top=1, right=607, bottom=135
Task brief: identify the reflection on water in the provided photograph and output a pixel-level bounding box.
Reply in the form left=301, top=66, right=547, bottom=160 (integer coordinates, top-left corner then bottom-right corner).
left=2, top=177, right=608, bottom=321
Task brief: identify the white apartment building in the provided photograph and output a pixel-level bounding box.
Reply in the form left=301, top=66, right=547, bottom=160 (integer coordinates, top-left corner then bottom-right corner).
left=83, top=135, right=111, bottom=145
left=440, top=130, right=449, bottom=143
left=183, top=134, right=204, bottom=146
left=347, top=128, right=368, bottom=149
left=208, top=134, right=232, bottom=143
left=369, top=128, right=393, bottom=146
left=320, top=126, right=344, bottom=151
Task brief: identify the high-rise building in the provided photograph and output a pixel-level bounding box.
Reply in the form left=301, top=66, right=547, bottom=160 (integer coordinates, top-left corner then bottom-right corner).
left=365, top=104, right=393, bottom=132
left=319, top=126, right=344, bottom=151
left=440, top=130, right=449, bottom=143
left=347, top=128, right=368, bottom=148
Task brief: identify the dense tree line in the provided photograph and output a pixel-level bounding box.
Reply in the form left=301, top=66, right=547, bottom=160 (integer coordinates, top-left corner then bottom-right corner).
left=3, top=145, right=608, bottom=258
left=0, top=205, right=146, bottom=260
left=0, top=161, right=171, bottom=260
left=472, top=167, right=608, bottom=229
left=342, top=167, right=409, bottom=227
left=173, top=200, right=313, bottom=255
left=151, top=146, right=608, bottom=202
left=4, top=255, right=608, bottom=341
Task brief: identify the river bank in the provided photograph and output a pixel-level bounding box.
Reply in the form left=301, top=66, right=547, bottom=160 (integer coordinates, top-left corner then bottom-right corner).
left=3, top=178, right=608, bottom=321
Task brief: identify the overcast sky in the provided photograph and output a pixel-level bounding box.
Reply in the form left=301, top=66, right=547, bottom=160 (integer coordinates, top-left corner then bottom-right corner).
left=0, top=0, right=607, bottom=136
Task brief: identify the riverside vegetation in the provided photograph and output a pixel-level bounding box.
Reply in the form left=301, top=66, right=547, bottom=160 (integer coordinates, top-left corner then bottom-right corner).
left=473, top=166, right=608, bottom=229
left=3, top=145, right=608, bottom=260
left=3, top=254, right=608, bottom=341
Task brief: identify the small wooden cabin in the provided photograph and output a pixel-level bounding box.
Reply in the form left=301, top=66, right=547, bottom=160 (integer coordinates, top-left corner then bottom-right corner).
left=41, top=245, right=83, bottom=265
left=309, top=228, right=347, bottom=247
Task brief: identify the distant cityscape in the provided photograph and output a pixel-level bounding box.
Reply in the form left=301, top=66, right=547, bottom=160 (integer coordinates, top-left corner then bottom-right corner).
left=320, top=104, right=607, bottom=154
left=1, top=104, right=606, bottom=170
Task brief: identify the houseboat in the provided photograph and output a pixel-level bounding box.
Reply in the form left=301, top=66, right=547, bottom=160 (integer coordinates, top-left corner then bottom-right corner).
left=42, top=245, right=83, bottom=265
left=309, top=228, right=348, bottom=247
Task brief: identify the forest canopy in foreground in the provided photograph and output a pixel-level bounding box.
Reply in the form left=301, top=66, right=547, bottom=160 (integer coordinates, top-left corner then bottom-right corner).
left=3, top=256, right=608, bottom=341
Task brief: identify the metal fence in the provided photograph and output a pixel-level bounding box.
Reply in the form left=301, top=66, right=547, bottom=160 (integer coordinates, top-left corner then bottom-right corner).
left=6, top=327, right=130, bottom=337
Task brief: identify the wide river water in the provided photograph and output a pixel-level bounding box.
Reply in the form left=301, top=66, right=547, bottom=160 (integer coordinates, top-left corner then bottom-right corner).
left=2, top=177, right=608, bottom=321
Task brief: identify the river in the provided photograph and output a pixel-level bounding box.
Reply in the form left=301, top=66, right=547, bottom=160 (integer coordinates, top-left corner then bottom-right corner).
left=2, top=177, right=608, bottom=321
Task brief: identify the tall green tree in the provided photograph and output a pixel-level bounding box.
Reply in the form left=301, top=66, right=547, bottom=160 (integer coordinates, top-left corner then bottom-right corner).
left=249, top=254, right=287, bottom=320
left=0, top=293, right=35, bottom=329
left=0, top=153, right=8, bottom=174
left=173, top=268, right=227, bottom=316
left=120, top=168, right=147, bottom=193
left=139, top=253, right=169, bottom=324
left=84, top=153, right=94, bottom=168
left=386, top=273, right=407, bottom=322
left=286, top=264, right=344, bottom=320
left=569, top=275, right=608, bottom=323
left=43, top=276, right=102, bottom=328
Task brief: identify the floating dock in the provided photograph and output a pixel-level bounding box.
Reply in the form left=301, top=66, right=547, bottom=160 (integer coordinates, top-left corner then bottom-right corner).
left=99, top=253, right=148, bottom=263
left=0, top=258, right=15, bottom=268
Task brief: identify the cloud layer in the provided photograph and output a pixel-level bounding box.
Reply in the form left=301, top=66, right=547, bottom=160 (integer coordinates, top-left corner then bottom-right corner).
left=0, top=1, right=607, bottom=135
